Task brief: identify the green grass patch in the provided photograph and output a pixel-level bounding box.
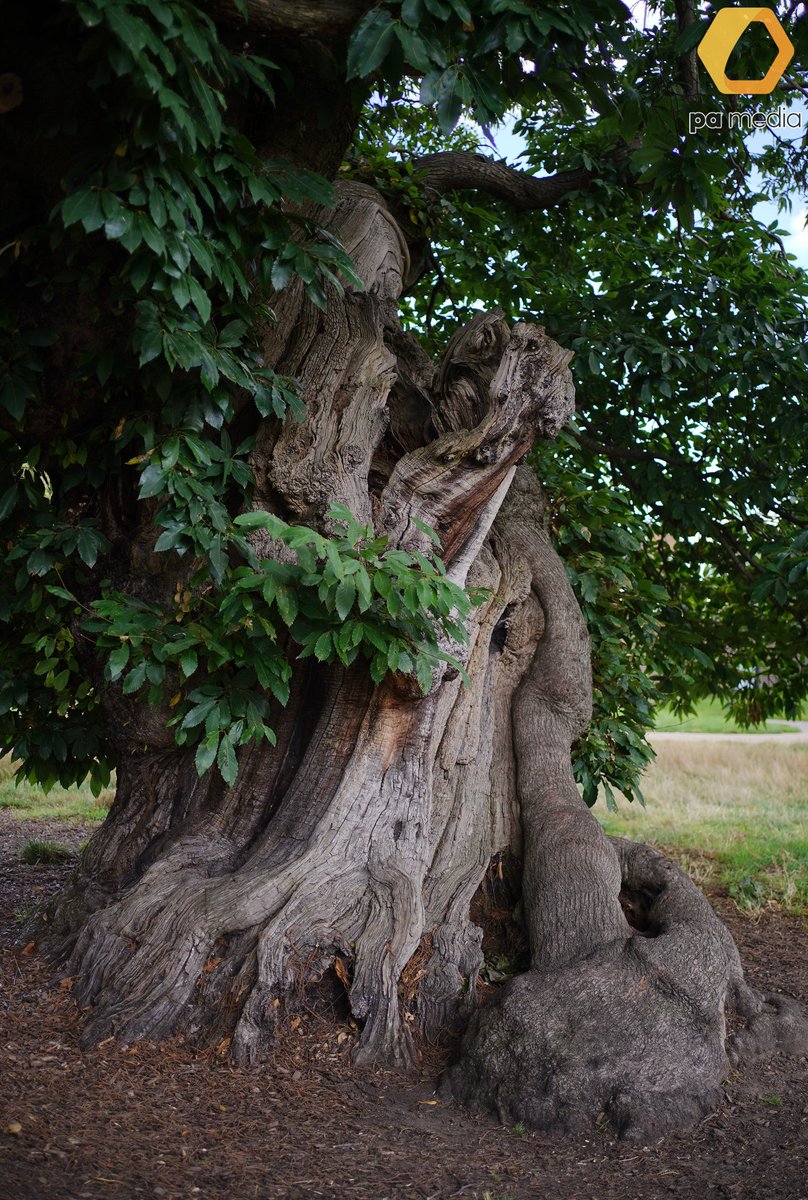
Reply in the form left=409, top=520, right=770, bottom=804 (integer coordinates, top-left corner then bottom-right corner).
left=0, top=757, right=112, bottom=823
left=19, top=839, right=77, bottom=865
left=599, top=740, right=808, bottom=915
left=654, top=698, right=799, bottom=735
left=4, top=733, right=806, bottom=919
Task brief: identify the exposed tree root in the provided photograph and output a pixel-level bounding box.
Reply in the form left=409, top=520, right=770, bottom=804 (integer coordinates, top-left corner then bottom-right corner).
left=447, top=477, right=808, bottom=1139
left=40, top=182, right=807, bottom=1142
left=50, top=190, right=571, bottom=1067
left=449, top=838, right=808, bottom=1139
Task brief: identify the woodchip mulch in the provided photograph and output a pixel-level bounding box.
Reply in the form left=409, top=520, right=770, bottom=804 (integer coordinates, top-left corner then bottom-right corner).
left=1, top=814, right=806, bottom=1200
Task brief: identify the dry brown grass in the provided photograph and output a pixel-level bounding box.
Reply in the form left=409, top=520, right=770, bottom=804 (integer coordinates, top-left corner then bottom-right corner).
left=599, top=740, right=808, bottom=914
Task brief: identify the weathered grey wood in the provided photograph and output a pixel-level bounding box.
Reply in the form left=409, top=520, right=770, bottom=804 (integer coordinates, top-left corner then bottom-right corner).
left=57, top=181, right=579, bottom=1068
left=47, top=180, right=807, bottom=1139
left=447, top=469, right=808, bottom=1137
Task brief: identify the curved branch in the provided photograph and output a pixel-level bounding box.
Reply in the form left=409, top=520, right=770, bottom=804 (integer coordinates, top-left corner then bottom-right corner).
left=502, top=468, right=626, bottom=968
left=573, top=425, right=690, bottom=468
left=412, top=144, right=638, bottom=212
left=204, top=0, right=370, bottom=36
left=675, top=0, right=702, bottom=103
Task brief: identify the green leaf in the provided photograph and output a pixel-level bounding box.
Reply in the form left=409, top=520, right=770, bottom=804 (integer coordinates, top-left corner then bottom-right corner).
left=209, top=538, right=228, bottom=583
left=148, top=188, right=168, bottom=228
left=275, top=585, right=298, bottom=627
left=154, top=525, right=185, bottom=552
left=437, top=72, right=462, bottom=133
left=675, top=18, right=709, bottom=54
left=416, top=656, right=433, bottom=694
left=0, top=376, right=33, bottom=422
left=106, top=6, right=151, bottom=53
left=108, top=643, right=130, bottom=681
left=182, top=697, right=218, bottom=728
left=187, top=276, right=212, bottom=324
left=235, top=511, right=287, bottom=533
left=401, top=0, right=423, bottom=25
left=62, top=187, right=99, bottom=229
left=77, top=527, right=106, bottom=567
left=139, top=463, right=168, bottom=499
left=412, top=517, right=441, bottom=547
left=122, top=662, right=148, bottom=695
left=314, top=631, right=332, bottom=661
left=104, top=210, right=132, bottom=241
left=218, top=319, right=247, bottom=347
left=217, top=732, right=238, bottom=786
left=195, top=732, right=219, bottom=776
left=27, top=549, right=53, bottom=576
left=0, top=484, right=18, bottom=521
left=347, top=10, right=396, bottom=79
left=271, top=259, right=294, bottom=291
left=335, top=578, right=356, bottom=621
left=137, top=326, right=163, bottom=367
left=395, top=25, right=434, bottom=73
left=45, top=585, right=77, bottom=603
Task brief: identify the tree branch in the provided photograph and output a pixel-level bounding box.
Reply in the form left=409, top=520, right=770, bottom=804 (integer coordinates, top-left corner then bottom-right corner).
left=573, top=426, right=690, bottom=469
left=675, top=0, right=701, bottom=103
left=204, top=0, right=370, bottom=36
left=411, top=143, right=638, bottom=212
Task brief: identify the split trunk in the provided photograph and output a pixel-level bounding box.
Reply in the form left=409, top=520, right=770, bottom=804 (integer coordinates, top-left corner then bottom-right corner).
left=44, top=181, right=808, bottom=1139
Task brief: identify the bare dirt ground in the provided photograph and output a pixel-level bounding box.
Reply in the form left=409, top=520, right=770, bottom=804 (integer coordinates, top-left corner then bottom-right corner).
left=1, top=813, right=807, bottom=1200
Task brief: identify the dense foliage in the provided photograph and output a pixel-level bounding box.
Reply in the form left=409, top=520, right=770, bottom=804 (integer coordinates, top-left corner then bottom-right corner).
left=350, top=0, right=808, bottom=800
left=0, top=0, right=467, bottom=791
left=1, top=0, right=806, bottom=805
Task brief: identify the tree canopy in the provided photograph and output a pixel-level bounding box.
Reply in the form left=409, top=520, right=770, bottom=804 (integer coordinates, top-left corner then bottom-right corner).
left=2, top=0, right=807, bottom=809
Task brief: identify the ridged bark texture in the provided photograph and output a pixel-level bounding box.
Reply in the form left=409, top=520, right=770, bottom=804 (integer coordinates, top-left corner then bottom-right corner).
left=447, top=476, right=808, bottom=1138
left=43, top=182, right=807, bottom=1139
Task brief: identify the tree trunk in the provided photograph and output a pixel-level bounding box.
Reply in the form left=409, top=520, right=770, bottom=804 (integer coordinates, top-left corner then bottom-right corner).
left=448, top=476, right=808, bottom=1138
left=46, top=181, right=807, bottom=1138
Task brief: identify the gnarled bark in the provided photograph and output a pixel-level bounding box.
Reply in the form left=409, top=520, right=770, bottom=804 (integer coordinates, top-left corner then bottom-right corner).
left=447, top=472, right=808, bottom=1138
left=51, top=182, right=574, bottom=1069
left=43, top=181, right=808, bottom=1142
left=206, top=0, right=371, bottom=37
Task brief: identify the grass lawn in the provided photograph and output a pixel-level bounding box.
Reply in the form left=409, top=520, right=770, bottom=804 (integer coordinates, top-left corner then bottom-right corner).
left=654, top=697, right=800, bottom=734
left=599, top=739, right=808, bottom=915
left=3, top=739, right=806, bottom=916
left=0, top=757, right=113, bottom=823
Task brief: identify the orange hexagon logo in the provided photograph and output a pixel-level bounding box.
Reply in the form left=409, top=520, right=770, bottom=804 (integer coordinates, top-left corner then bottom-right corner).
left=697, top=8, right=794, bottom=95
